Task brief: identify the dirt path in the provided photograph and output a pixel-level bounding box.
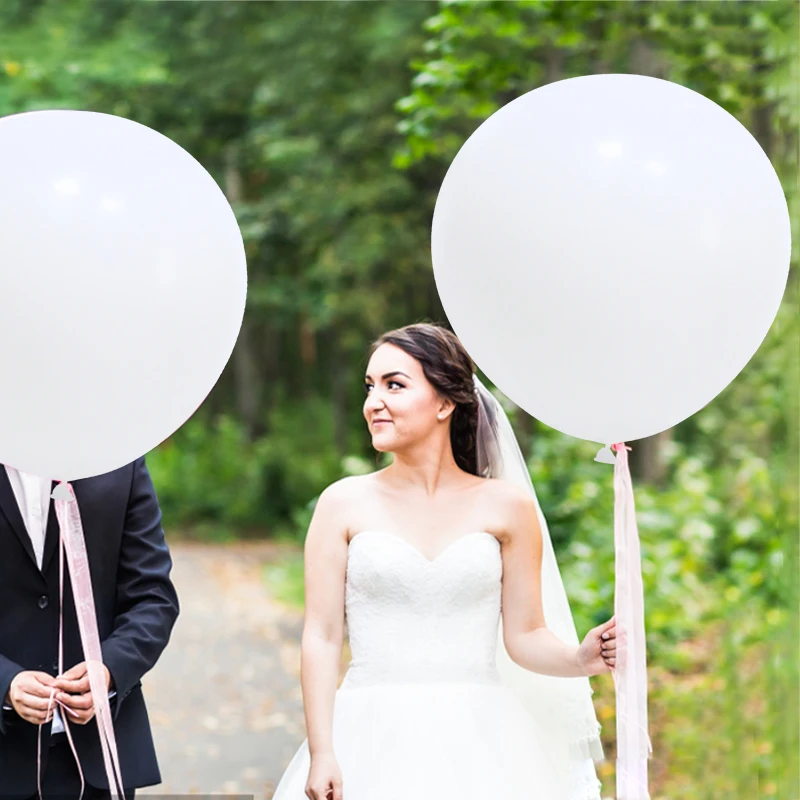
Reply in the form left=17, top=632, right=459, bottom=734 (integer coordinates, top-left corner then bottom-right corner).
left=137, top=540, right=308, bottom=799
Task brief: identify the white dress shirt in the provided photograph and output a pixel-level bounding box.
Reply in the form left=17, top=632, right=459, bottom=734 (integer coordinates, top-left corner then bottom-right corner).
left=2, top=465, right=115, bottom=733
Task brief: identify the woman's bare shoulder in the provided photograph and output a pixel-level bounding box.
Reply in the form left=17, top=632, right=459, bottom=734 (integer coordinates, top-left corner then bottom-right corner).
left=476, top=475, right=525, bottom=503
left=317, top=473, right=382, bottom=511
left=476, top=477, right=538, bottom=543
left=315, top=474, right=380, bottom=541
left=306, top=476, right=374, bottom=551
left=319, top=473, right=370, bottom=502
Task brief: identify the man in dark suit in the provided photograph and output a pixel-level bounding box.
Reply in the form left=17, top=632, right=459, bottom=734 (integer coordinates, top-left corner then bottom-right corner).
left=0, top=456, right=180, bottom=799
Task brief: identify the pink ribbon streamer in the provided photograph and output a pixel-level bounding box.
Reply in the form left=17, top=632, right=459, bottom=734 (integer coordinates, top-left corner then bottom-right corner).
left=37, top=508, right=84, bottom=800
left=36, top=480, right=126, bottom=799
left=611, top=443, right=653, bottom=799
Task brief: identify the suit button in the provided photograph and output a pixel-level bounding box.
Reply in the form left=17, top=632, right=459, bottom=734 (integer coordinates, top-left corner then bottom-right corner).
left=38, top=595, right=49, bottom=609
left=52, top=661, right=58, bottom=672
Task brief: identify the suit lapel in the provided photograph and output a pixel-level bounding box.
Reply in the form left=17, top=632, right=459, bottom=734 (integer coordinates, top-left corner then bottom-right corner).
left=0, top=466, right=38, bottom=568
left=41, top=480, right=61, bottom=574
left=1, top=472, right=87, bottom=575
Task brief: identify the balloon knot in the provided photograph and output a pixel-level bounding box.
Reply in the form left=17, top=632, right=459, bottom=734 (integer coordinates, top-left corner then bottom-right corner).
left=594, top=445, right=616, bottom=464
left=51, top=482, right=72, bottom=501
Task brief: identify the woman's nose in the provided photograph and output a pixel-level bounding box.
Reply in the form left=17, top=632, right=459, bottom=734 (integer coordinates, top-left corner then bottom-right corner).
left=364, top=390, right=385, bottom=411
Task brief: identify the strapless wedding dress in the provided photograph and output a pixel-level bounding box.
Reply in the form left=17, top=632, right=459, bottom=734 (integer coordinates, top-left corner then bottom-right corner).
left=271, top=530, right=603, bottom=799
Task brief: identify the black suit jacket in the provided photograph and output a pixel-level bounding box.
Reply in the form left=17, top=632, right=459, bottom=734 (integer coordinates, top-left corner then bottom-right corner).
left=0, top=456, right=180, bottom=796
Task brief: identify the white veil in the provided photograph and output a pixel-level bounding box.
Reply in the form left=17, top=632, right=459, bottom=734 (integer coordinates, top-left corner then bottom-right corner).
left=473, top=373, right=605, bottom=799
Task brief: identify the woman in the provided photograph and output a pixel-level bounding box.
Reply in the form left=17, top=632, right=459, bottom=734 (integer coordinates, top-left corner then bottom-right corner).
left=271, top=322, right=614, bottom=800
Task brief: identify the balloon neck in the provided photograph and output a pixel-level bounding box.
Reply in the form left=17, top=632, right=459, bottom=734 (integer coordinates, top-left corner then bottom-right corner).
left=594, top=445, right=616, bottom=465
left=51, top=482, right=72, bottom=502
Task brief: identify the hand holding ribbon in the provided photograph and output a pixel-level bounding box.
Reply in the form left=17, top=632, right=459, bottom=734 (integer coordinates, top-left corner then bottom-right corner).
left=576, top=616, right=617, bottom=677
left=53, top=661, right=112, bottom=726
left=6, top=671, right=80, bottom=726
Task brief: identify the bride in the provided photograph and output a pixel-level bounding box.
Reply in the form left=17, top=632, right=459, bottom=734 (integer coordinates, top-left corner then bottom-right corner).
left=271, top=322, right=614, bottom=800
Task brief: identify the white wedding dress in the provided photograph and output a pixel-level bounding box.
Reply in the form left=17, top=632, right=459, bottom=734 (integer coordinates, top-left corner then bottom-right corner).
left=271, top=529, right=603, bottom=800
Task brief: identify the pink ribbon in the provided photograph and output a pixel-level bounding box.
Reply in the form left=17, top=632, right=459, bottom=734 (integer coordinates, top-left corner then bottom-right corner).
left=36, top=480, right=125, bottom=799
left=611, top=443, right=653, bottom=799
left=37, top=508, right=83, bottom=800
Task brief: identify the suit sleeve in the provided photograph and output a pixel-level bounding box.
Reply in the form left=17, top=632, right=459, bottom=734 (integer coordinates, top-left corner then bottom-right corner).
left=0, top=654, right=25, bottom=734
left=101, top=455, right=180, bottom=718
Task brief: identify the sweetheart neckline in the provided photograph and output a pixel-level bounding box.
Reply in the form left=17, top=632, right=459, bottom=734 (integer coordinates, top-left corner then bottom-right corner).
left=347, top=530, right=498, bottom=564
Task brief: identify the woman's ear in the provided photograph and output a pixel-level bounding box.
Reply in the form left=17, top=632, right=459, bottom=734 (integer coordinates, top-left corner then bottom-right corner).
left=437, top=399, right=456, bottom=421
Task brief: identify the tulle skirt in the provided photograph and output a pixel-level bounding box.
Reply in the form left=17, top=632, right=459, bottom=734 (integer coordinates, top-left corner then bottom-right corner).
left=271, top=681, right=602, bottom=799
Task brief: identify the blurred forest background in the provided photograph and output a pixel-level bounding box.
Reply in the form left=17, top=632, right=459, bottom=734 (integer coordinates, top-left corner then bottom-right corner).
left=1, top=1, right=797, bottom=797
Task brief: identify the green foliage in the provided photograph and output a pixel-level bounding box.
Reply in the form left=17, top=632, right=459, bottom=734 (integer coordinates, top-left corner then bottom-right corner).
left=257, top=393, right=346, bottom=535
left=0, top=0, right=168, bottom=113
left=395, top=1, right=798, bottom=172
left=0, top=3, right=796, bottom=794
left=144, top=413, right=272, bottom=536
left=393, top=4, right=798, bottom=792
left=145, top=396, right=347, bottom=537
left=502, top=388, right=786, bottom=660
left=0, top=0, right=438, bottom=523
left=651, top=598, right=794, bottom=797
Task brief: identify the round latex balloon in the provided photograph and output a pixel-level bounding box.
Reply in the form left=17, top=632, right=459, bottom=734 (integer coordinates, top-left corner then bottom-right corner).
left=432, top=74, right=791, bottom=445
left=0, top=110, right=247, bottom=479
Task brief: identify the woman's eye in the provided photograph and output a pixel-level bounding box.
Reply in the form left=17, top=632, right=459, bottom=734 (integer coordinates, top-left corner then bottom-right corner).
left=364, top=381, right=403, bottom=393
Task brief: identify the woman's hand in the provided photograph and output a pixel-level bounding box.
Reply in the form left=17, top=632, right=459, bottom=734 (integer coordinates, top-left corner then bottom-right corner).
left=306, top=752, right=344, bottom=800
left=576, top=616, right=616, bottom=676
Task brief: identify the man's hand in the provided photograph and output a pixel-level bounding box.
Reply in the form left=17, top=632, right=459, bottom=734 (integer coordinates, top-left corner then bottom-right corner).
left=7, top=671, right=59, bottom=725
left=53, top=661, right=112, bottom=726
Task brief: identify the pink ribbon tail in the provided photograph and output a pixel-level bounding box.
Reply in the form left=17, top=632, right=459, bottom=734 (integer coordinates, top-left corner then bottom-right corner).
left=37, top=515, right=86, bottom=800
left=44, top=480, right=126, bottom=798
left=612, top=443, right=653, bottom=800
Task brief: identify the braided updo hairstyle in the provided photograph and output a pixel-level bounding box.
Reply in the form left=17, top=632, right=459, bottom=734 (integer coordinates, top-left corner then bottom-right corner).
left=367, top=322, right=482, bottom=476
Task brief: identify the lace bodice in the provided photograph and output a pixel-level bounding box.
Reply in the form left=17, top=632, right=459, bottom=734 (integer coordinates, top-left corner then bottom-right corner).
left=340, top=530, right=503, bottom=689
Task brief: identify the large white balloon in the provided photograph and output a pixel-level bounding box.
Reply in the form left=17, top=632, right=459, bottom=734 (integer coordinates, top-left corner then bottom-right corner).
left=432, top=74, right=791, bottom=445
left=0, top=110, right=247, bottom=480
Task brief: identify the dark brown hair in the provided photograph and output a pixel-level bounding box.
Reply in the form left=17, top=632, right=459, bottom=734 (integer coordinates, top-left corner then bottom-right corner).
left=367, top=321, right=481, bottom=475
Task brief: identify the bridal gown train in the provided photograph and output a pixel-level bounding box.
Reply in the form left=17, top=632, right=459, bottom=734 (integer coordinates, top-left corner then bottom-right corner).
left=271, top=530, right=603, bottom=800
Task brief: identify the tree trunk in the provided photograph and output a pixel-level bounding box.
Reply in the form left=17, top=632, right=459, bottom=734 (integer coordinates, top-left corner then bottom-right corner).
left=516, top=411, right=536, bottom=463
left=258, top=323, right=281, bottom=437
left=223, top=141, right=262, bottom=441
left=300, top=308, right=317, bottom=402
left=630, top=428, right=671, bottom=487
left=330, top=334, right=351, bottom=457
left=232, top=319, right=261, bottom=441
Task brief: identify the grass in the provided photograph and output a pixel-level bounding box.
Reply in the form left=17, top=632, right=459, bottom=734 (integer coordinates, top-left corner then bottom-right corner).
left=263, top=550, right=306, bottom=609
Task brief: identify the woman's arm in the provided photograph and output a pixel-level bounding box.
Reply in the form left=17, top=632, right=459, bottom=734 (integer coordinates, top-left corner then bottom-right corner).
left=498, top=482, right=587, bottom=678
left=300, top=479, right=351, bottom=759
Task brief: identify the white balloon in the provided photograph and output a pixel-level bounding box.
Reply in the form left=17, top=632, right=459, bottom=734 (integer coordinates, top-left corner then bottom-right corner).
left=432, top=74, right=791, bottom=445
left=0, top=110, right=247, bottom=480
